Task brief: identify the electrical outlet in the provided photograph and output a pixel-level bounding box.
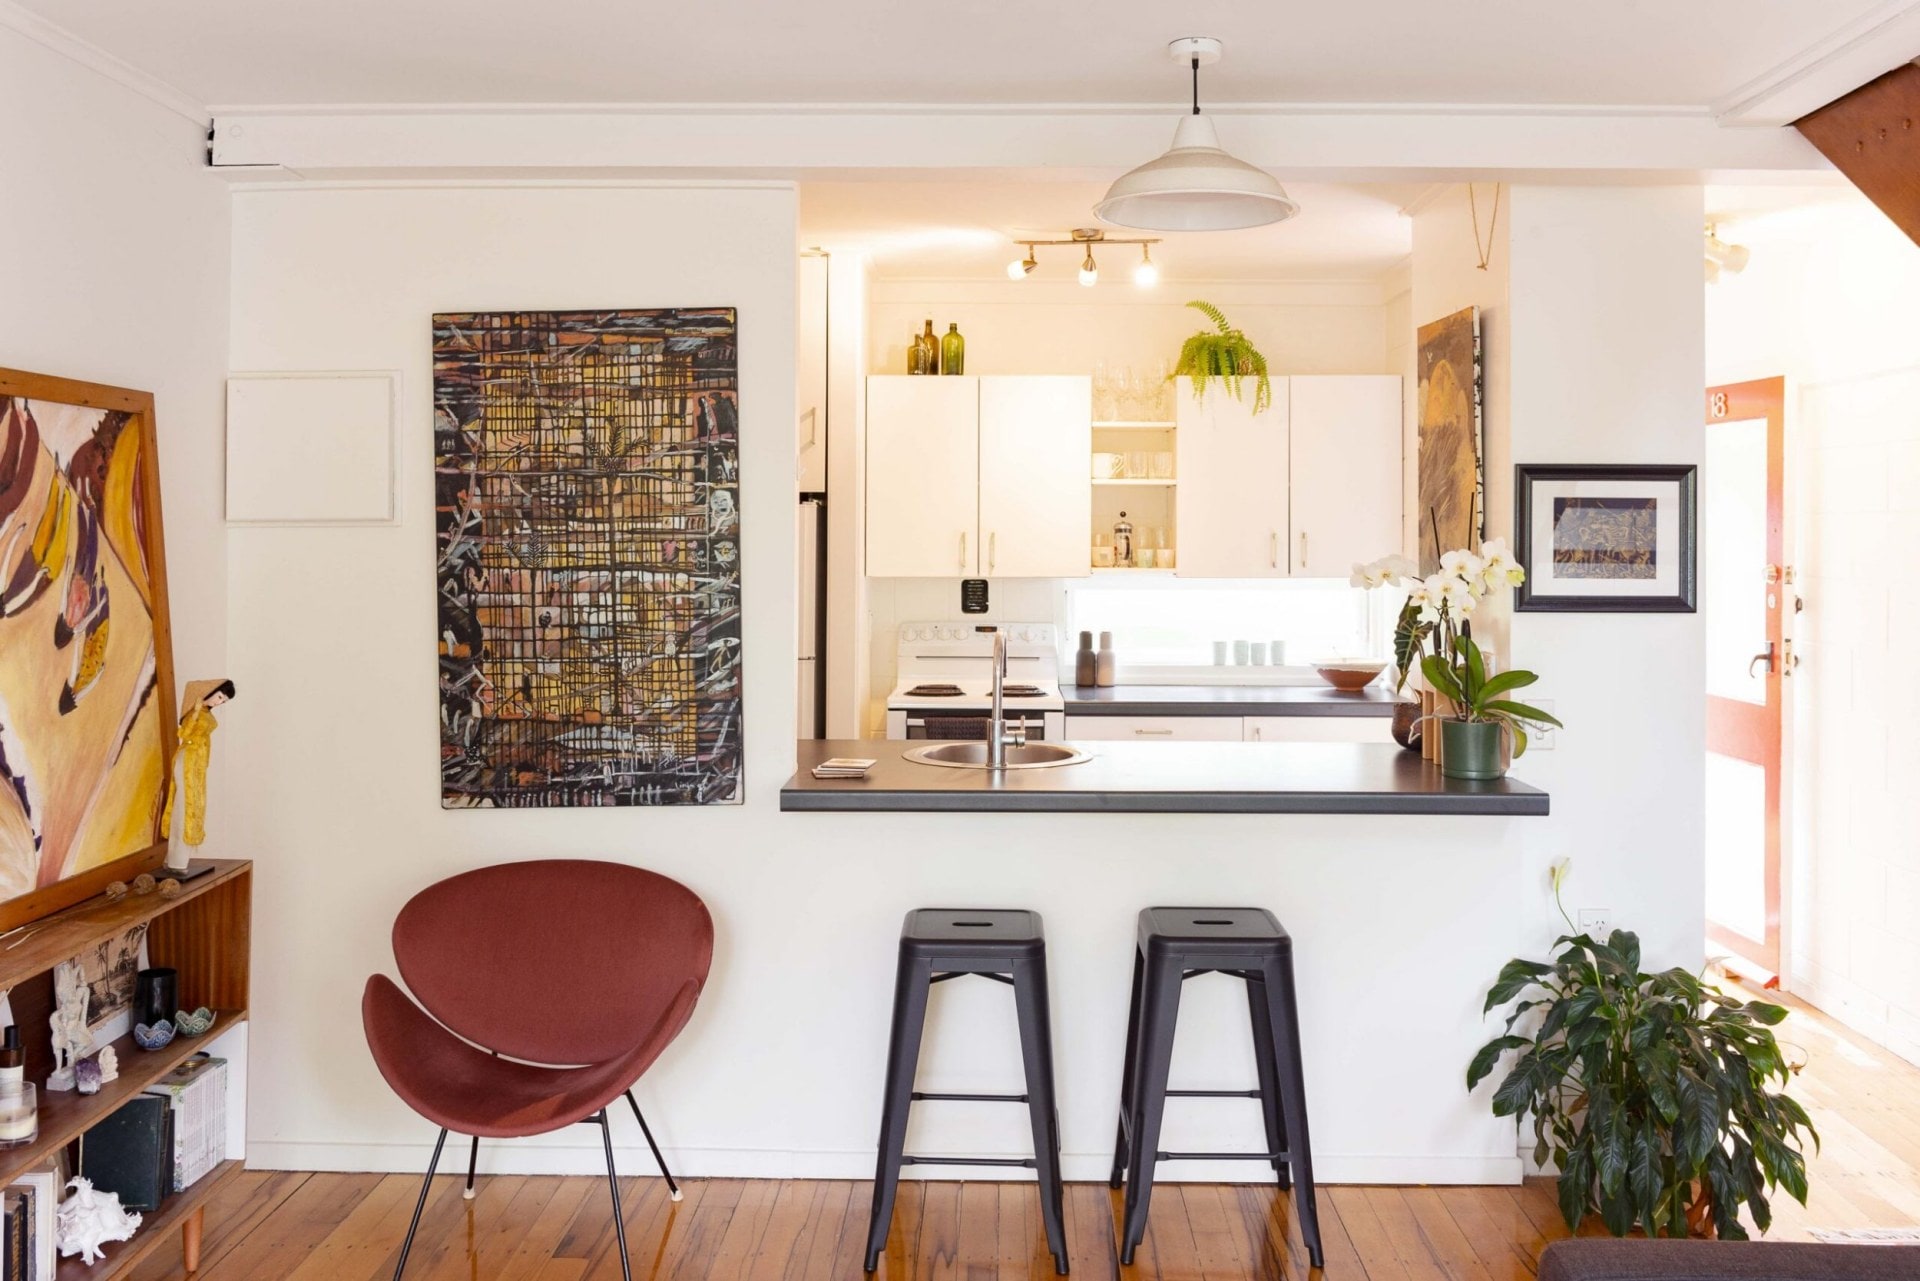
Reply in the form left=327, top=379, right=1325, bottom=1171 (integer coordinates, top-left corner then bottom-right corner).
left=1578, top=907, right=1612, bottom=936
left=1529, top=699, right=1557, bottom=751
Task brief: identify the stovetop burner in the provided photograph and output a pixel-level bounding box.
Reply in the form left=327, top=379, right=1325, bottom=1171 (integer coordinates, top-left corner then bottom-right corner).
left=1002, top=684, right=1044, bottom=698
left=904, top=684, right=965, bottom=697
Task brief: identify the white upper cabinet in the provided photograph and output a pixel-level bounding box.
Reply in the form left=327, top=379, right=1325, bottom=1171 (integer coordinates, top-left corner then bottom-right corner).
left=1175, top=375, right=1290, bottom=578
left=979, top=376, right=1091, bottom=578
left=1288, top=375, right=1403, bottom=576
left=866, top=376, right=1090, bottom=578
left=866, top=376, right=979, bottom=576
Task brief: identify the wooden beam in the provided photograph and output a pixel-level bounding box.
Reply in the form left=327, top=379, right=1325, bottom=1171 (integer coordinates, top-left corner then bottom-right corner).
left=1794, top=63, right=1920, bottom=245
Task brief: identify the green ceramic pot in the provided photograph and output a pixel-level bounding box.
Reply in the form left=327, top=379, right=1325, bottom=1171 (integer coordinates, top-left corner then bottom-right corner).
left=1440, top=719, right=1506, bottom=781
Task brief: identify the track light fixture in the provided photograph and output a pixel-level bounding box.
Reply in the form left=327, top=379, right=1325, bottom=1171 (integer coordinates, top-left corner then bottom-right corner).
left=1007, top=229, right=1162, bottom=288
left=1703, top=223, right=1750, bottom=284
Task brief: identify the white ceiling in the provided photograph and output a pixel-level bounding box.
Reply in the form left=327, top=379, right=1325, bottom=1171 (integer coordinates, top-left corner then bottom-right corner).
left=801, top=181, right=1423, bottom=282
left=12, top=0, right=1901, bottom=110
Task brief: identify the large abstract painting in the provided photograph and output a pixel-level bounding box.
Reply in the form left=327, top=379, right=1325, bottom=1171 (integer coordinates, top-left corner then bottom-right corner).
left=1416, top=306, right=1483, bottom=572
left=434, top=309, right=743, bottom=807
left=0, top=370, right=177, bottom=923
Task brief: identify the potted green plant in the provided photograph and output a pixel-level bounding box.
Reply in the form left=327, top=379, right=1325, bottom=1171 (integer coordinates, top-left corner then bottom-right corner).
left=1171, top=300, right=1272, bottom=413
left=1355, top=537, right=1560, bottom=779
left=1469, top=871, right=1817, bottom=1239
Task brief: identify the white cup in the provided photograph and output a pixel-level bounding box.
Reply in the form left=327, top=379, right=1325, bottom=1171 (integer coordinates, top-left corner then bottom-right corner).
left=1213, top=641, right=1230, bottom=666
left=1233, top=640, right=1250, bottom=665
left=1270, top=640, right=1287, bottom=666
left=1136, top=548, right=1156, bottom=569
left=1250, top=642, right=1269, bottom=665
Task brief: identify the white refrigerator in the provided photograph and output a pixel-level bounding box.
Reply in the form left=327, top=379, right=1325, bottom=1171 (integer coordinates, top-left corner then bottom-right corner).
left=797, top=495, right=826, bottom=738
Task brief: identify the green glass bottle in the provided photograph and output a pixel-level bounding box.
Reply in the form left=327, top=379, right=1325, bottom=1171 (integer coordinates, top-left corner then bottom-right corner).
left=940, top=323, right=965, bottom=376
left=908, top=328, right=929, bottom=375
left=921, top=319, right=940, bottom=374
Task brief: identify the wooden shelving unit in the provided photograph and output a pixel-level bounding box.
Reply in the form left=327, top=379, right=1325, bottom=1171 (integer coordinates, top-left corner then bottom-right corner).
left=0, top=860, right=251, bottom=1277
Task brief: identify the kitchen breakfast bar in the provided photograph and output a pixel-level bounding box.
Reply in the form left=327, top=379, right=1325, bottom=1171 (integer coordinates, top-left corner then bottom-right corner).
left=781, top=739, right=1550, bottom=815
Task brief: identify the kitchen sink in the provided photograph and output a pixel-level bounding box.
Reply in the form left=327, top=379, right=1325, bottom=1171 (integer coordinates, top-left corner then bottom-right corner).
left=903, top=741, right=1090, bottom=770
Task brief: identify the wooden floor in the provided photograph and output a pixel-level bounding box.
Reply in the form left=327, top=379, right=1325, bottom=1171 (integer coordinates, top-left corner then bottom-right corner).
left=127, top=988, right=1920, bottom=1280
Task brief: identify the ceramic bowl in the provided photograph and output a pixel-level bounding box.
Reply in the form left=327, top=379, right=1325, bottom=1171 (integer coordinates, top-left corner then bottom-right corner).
left=175, top=1007, right=217, bottom=1037
left=133, top=1019, right=176, bottom=1051
left=1313, top=659, right=1388, bottom=691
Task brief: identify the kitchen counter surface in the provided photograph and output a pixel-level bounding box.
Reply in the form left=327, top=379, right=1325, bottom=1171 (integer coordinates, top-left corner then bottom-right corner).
left=781, top=739, right=1547, bottom=816
left=1062, top=684, right=1400, bottom=717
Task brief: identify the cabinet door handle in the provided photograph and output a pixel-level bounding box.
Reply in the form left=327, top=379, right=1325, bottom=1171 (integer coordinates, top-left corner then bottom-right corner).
left=959, top=531, right=968, bottom=572
left=1270, top=532, right=1279, bottom=569
left=989, top=531, right=997, bottom=574
left=1251, top=725, right=1263, bottom=741
left=1134, top=727, right=1174, bottom=736
left=1299, top=531, right=1308, bottom=568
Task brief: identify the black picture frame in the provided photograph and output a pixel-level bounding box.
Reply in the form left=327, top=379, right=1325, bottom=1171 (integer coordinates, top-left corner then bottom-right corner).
left=1514, top=464, right=1698, bottom=613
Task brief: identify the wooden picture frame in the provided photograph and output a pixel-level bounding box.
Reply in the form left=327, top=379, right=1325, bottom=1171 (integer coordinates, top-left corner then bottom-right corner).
left=1514, top=463, right=1698, bottom=613
left=0, top=368, right=178, bottom=932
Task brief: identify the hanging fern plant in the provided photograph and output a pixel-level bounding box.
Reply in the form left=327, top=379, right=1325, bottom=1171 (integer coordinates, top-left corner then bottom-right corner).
left=1172, top=300, right=1273, bottom=414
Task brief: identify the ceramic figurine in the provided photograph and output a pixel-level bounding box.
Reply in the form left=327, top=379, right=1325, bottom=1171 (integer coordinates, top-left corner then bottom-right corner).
left=132, top=1020, right=175, bottom=1051
left=56, top=1178, right=141, bottom=1265
left=175, top=1007, right=217, bottom=1037
left=160, top=679, right=235, bottom=876
left=46, top=966, right=91, bottom=1091
left=75, top=1057, right=101, bottom=1094
left=94, top=1046, right=118, bottom=1085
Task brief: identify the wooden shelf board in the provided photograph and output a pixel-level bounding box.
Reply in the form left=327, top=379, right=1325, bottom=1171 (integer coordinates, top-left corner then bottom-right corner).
left=1089, top=567, right=1178, bottom=576
left=54, top=1158, right=241, bottom=1280
left=0, top=1011, right=247, bottom=1189
left=1092, top=478, right=1176, bottom=487
left=1092, top=420, right=1176, bottom=430
left=0, top=862, right=250, bottom=991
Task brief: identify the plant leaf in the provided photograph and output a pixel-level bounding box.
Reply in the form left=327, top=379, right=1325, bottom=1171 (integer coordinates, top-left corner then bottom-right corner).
left=1482, top=699, right=1564, bottom=727
left=1467, top=1035, right=1531, bottom=1090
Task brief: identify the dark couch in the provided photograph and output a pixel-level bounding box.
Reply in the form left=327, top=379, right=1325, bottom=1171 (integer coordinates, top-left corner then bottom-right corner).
left=1539, top=1241, right=1920, bottom=1281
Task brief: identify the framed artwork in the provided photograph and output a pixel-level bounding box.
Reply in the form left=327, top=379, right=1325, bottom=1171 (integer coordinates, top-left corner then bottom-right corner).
left=55, top=921, right=148, bottom=1045
left=1416, top=305, right=1483, bottom=573
left=0, top=369, right=178, bottom=930
left=434, top=308, right=743, bottom=807
left=1515, top=464, right=1698, bottom=612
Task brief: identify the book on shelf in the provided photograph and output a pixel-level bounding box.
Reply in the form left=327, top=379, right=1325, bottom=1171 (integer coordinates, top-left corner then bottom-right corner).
left=1, top=1192, right=24, bottom=1281
left=6, top=1167, right=55, bottom=1281
left=143, top=1054, right=228, bottom=1194
left=78, top=1094, right=172, bottom=1213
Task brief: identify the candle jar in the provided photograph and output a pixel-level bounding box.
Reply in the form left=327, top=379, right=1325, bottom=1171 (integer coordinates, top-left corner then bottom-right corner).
left=0, top=1083, right=36, bottom=1146
left=136, top=967, right=179, bottom=1028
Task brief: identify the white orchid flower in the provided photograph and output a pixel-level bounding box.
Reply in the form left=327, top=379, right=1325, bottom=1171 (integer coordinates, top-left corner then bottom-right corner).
left=1440, top=547, right=1486, bottom=586
left=1479, top=537, right=1526, bottom=589
left=1350, top=562, right=1373, bottom=589
left=1378, top=554, right=1418, bottom=584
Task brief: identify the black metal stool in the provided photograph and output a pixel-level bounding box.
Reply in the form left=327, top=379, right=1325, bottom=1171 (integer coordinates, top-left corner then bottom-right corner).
left=865, top=909, right=1069, bottom=1274
left=1109, top=907, right=1323, bottom=1268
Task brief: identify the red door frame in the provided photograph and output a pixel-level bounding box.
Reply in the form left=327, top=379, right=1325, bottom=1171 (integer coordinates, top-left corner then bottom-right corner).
left=1704, top=377, right=1785, bottom=976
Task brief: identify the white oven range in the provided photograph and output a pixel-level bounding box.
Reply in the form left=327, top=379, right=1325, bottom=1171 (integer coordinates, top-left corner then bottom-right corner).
left=883, top=621, right=1066, bottom=741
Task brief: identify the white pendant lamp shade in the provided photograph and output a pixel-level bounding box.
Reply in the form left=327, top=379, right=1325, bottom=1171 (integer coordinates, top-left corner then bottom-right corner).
left=1097, top=113, right=1299, bottom=232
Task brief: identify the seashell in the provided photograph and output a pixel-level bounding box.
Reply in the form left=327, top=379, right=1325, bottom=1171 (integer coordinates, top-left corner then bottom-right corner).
left=173, top=1008, right=217, bottom=1037
left=131, top=874, right=157, bottom=896
left=76, top=1058, right=102, bottom=1094
left=104, top=881, right=129, bottom=902
left=158, top=879, right=182, bottom=899
left=132, top=1020, right=175, bottom=1051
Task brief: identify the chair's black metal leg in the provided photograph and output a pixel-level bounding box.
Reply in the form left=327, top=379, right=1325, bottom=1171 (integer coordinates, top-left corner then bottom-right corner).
left=464, top=1134, right=480, bottom=1200
left=864, top=951, right=933, bottom=1272
left=1244, top=974, right=1290, bottom=1190
left=1012, top=957, right=1070, bottom=1274
left=393, top=1127, right=447, bottom=1281
left=1263, top=953, right=1323, bottom=1269
left=623, top=1091, right=683, bottom=1202
left=1120, top=958, right=1183, bottom=1265
left=1109, top=945, right=1146, bottom=1190
left=597, top=1110, right=633, bottom=1281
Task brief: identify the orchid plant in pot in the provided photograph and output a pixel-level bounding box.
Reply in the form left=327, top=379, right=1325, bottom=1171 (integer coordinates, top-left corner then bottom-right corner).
left=1353, top=538, right=1562, bottom=780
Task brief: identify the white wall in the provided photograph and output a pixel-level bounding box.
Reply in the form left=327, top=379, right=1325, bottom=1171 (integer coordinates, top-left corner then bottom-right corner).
left=1707, top=199, right=1920, bottom=1063
left=225, top=181, right=1533, bottom=1186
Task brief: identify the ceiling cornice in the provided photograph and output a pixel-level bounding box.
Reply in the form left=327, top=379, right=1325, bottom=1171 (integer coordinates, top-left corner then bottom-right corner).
left=1714, top=0, right=1920, bottom=126
left=0, top=0, right=206, bottom=124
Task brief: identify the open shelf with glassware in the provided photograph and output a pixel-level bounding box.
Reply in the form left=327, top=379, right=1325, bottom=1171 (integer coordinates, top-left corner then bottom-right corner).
left=0, top=860, right=251, bottom=1278
left=1091, top=417, right=1176, bottom=571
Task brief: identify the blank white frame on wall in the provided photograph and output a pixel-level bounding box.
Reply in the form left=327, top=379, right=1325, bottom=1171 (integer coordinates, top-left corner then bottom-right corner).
left=225, top=370, right=400, bottom=524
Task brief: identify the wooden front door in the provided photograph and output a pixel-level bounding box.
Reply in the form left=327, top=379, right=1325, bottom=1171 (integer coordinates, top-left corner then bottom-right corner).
left=1703, top=378, right=1786, bottom=977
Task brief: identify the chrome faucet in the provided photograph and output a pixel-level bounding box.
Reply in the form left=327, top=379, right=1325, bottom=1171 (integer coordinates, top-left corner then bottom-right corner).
left=979, top=625, right=1027, bottom=769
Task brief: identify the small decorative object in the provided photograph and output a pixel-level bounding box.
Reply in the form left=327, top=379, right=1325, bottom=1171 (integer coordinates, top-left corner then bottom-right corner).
left=159, top=877, right=182, bottom=897
left=1514, top=464, right=1699, bottom=612
left=909, top=319, right=939, bottom=374
left=1095, top=632, right=1117, bottom=688
left=1313, top=660, right=1387, bottom=692
left=134, top=967, right=177, bottom=1028
left=0, top=1025, right=32, bottom=1141
left=1074, top=632, right=1097, bottom=689
left=104, top=882, right=129, bottom=902
left=1171, top=300, right=1272, bottom=413
left=1417, top=306, right=1484, bottom=572
left=75, top=1058, right=102, bottom=1095
left=46, top=963, right=91, bottom=1092
left=94, top=1045, right=119, bottom=1084
left=160, top=677, right=236, bottom=881
left=1390, top=699, right=1423, bottom=752
left=56, top=1177, right=142, bottom=1265
left=132, top=1020, right=176, bottom=1051
left=939, top=323, right=965, bottom=376
left=130, top=873, right=156, bottom=896
left=1468, top=863, right=1815, bottom=1238
left=175, top=1007, right=217, bottom=1037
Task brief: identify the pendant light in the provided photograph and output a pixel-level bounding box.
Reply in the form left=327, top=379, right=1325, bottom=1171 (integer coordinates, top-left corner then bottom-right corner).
left=1096, top=37, right=1299, bottom=232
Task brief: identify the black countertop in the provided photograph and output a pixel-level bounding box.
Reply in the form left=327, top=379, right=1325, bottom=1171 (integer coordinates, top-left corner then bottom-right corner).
left=781, top=740, right=1548, bottom=816
left=1062, top=684, right=1400, bottom=717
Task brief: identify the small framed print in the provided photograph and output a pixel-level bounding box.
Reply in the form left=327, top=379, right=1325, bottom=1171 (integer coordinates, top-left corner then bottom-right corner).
left=1515, top=464, right=1697, bottom=612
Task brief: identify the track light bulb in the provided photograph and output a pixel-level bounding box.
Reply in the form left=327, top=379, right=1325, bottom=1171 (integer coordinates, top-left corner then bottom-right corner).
left=1007, top=257, right=1027, bottom=280
left=1134, top=245, right=1159, bottom=287
left=1079, top=248, right=1098, bottom=287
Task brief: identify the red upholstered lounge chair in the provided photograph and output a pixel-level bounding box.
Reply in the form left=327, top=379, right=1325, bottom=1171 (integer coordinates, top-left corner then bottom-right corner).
left=363, top=860, right=714, bottom=1281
